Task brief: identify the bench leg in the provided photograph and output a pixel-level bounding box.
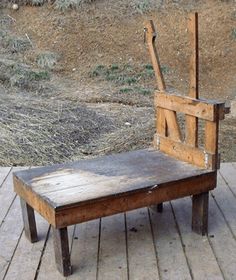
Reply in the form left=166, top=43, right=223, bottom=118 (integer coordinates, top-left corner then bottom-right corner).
left=52, top=227, right=72, bottom=277
left=20, top=198, right=38, bottom=243
left=192, top=192, right=209, bottom=236
left=157, top=203, right=163, bottom=213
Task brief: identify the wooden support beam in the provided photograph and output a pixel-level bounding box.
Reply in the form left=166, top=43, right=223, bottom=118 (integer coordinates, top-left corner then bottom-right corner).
left=192, top=192, right=209, bottom=235
left=186, top=12, right=199, bottom=147
left=155, top=92, right=224, bottom=121
left=156, top=134, right=216, bottom=169
left=20, top=198, right=38, bottom=243
left=145, top=20, right=181, bottom=142
left=52, top=227, right=72, bottom=277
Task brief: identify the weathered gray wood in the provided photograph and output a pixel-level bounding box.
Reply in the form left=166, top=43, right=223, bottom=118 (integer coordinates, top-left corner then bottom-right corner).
left=172, top=197, right=224, bottom=280
left=69, top=220, right=99, bottom=280
left=0, top=167, right=11, bottom=188
left=220, top=162, right=236, bottom=196
left=0, top=167, right=25, bottom=227
left=212, top=173, right=236, bottom=235
left=14, top=149, right=213, bottom=208
left=0, top=197, right=23, bottom=279
left=192, top=192, right=209, bottom=235
left=126, top=208, right=160, bottom=280
left=20, top=198, right=38, bottom=243
left=208, top=194, right=236, bottom=280
left=98, top=214, right=128, bottom=280
left=150, top=202, right=192, bottom=280
left=52, top=227, right=72, bottom=277
left=4, top=213, right=49, bottom=280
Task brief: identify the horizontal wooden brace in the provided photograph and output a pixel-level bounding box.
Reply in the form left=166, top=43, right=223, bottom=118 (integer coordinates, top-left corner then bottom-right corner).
left=153, top=133, right=217, bottom=170
left=155, top=92, right=225, bottom=121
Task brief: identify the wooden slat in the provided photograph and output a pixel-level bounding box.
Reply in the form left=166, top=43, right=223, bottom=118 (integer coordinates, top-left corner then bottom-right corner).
left=155, top=92, right=222, bottom=122
left=0, top=167, right=11, bottom=188
left=157, top=135, right=216, bottom=169
left=145, top=20, right=166, bottom=92
left=98, top=214, right=128, bottom=280
left=186, top=12, right=199, bottom=146
left=69, top=219, right=99, bottom=280
left=171, top=197, right=224, bottom=280
left=145, top=20, right=181, bottom=141
left=212, top=173, right=236, bottom=235
left=126, top=208, right=160, bottom=280
left=208, top=195, right=236, bottom=279
left=4, top=213, right=49, bottom=280
left=0, top=198, right=23, bottom=279
left=220, top=162, right=236, bottom=196
left=150, top=203, right=192, bottom=280
left=164, top=110, right=182, bottom=141
left=0, top=168, right=24, bottom=226
left=205, top=120, right=219, bottom=169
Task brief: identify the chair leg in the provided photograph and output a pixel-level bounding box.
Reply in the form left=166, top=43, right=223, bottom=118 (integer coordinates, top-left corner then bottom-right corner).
left=52, top=227, right=72, bottom=276
left=20, top=198, right=38, bottom=243
left=192, top=192, right=209, bottom=235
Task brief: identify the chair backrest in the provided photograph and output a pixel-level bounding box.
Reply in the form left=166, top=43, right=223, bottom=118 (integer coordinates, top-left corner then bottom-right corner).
left=144, top=14, right=228, bottom=170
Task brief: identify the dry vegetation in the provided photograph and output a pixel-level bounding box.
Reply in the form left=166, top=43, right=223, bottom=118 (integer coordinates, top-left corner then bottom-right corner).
left=0, top=0, right=235, bottom=166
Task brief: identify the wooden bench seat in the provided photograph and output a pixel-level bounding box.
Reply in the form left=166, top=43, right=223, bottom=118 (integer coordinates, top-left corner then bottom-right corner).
left=14, top=148, right=216, bottom=228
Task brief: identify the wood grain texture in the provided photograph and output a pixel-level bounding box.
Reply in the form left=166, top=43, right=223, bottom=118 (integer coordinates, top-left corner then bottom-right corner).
left=52, top=227, right=72, bottom=277
left=20, top=198, right=38, bottom=243
left=155, top=92, right=222, bottom=122
left=192, top=192, right=209, bottom=235
left=98, top=214, right=127, bottom=280
left=150, top=203, right=192, bottom=280
left=156, top=135, right=216, bottom=169
left=186, top=12, right=199, bottom=147
left=172, top=197, right=224, bottom=280
left=126, top=208, right=160, bottom=280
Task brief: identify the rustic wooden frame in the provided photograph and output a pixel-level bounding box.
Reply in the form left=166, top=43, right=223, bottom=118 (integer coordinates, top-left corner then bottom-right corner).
left=13, top=13, right=229, bottom=277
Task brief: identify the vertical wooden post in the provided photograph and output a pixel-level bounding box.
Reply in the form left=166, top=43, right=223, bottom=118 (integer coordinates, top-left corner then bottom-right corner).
left=20, top=198, right=38, bottom=243
left=186, top=12, right=199, bottom=147
left=52, top=227, right=72, bottom=276
left=192, top=192, right=209, bottom=235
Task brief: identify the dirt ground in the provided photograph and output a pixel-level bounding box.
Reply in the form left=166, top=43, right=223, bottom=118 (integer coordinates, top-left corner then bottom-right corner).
left=0, top=0, right=235, bottom=166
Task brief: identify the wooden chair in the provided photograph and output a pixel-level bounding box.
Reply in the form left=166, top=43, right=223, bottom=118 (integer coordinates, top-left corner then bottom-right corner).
left=13, top=13, right=229, bottom=276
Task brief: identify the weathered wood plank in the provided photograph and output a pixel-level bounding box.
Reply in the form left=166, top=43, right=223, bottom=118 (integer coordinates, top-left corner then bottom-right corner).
left=156, top=135, right=216, bottom=169
left=156, top=93, right=221, bottom=122
left=0, top=197, right=23, bottom=279
left=150, top=202, right=192, bottom=280
left=97, top=214, right=128, bottom=280
left=171, top=197, right=224, bottom=280
left=4, top=213, right=49, bottom=280
left=0, top=167, right=24, bottom=226
left=69, top=219, right=99, bottom=280
left=126, top=208, right=159, bottom=280
left=208, top=194, right=236, bottom=280
left=212, top=173, right=236, bottom=235
left=0, top=167, right=11, bottom=188
left=219, top=162, right=236, bottom=196
left=186, top=12, right=199, bottom=146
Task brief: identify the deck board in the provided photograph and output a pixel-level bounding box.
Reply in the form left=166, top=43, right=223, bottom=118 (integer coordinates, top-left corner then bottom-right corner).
left=1, top=163, right=236, bottom=280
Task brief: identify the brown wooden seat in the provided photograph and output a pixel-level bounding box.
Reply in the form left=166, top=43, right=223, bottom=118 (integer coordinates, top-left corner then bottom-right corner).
left=13, top=13, right=229, bottom=276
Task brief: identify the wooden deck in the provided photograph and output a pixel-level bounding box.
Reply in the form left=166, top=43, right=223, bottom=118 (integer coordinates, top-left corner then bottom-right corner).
left=0, top=163, right=236, bottom=280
